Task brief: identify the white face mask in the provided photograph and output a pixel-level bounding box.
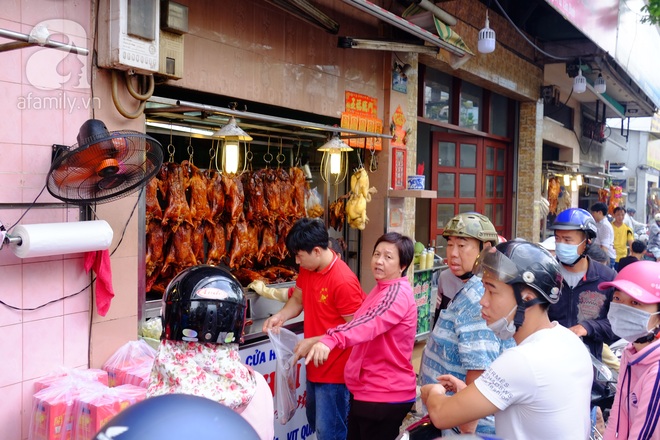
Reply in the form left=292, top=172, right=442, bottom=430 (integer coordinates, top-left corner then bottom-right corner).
left=488, top=305, right=518, bottom=340
left=607, top=302, right=660, bottom=342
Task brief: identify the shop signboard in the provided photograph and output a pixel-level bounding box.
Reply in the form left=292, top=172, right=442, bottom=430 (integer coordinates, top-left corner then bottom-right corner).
left=241, top=336, right=315, bottom=440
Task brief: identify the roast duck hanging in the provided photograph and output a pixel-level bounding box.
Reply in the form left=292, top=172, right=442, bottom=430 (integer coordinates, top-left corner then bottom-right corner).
left=146, top=161, right=308, bottom=294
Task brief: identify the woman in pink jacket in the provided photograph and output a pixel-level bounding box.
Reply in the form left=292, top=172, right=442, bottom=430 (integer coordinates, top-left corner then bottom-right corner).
left=599, top=261, right=660, bottom=440
left=301, top=232, right=417, bottom=440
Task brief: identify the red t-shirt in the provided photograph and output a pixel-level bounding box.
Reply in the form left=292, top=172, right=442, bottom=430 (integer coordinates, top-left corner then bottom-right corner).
left=297, top=253, right=364, bottom=383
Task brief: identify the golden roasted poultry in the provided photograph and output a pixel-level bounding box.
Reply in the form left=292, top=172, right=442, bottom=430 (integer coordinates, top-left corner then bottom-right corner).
left=244, top=170, right=269, bottom=221
left=161, top=162, right=192, bottom=232
left=329, top=197, right=346, bottom=231
left=183, top=161, right=212, bottom=224
left=205, top=169, right=225, bottom=223
left=346, top=167, right=377, bottom=230
left=146, top=164, right=311, bottom=295
left=145, top=172, right=162, bottom=223
left=547, top=177, right=560, bottom=215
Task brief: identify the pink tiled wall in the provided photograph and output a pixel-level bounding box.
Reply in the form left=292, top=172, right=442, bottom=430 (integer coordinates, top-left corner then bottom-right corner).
left=0, top=3, right=100, bottom=439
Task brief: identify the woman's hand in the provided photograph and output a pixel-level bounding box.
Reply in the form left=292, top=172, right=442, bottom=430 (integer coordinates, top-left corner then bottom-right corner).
left=437, top=374, right=467, bottom=393
left=294, top=336, right=321, bottom=363
left=304, top=341, right=331, bottom=367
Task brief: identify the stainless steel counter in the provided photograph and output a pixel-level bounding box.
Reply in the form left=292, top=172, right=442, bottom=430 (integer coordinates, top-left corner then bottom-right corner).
left=243, top=283, right=304, bottom=343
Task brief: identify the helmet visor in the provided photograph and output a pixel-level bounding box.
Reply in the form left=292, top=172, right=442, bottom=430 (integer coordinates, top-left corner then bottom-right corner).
left=473, top=246, right=521, bottom=284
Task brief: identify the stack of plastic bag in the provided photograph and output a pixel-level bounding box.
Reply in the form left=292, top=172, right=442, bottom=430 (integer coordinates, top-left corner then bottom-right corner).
left=71, top=384, right=146, bottom=440
left=102, top=340, right=156, bottom=388
left=29, top=379, right=85, bottom=440
left=28, top=366, right=147, bottom=440
left=34, top=368, right=109, bottom=393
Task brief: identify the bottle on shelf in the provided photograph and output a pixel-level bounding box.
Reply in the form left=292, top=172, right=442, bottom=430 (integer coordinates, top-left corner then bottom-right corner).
left=419, top=250, right=428, bottom=270
left=426, top=246, right=435, bottom=269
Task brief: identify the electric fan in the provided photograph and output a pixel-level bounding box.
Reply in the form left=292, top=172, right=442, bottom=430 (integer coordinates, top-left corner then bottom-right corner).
left=46, top=119, right=164, bottom=204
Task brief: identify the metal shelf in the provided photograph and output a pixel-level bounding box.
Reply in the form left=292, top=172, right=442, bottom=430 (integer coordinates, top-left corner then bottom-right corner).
left=388, top=189, right=436, bottom=198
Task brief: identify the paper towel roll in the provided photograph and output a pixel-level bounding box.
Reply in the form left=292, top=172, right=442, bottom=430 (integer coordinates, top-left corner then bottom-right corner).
left=10, top=220, right=113, bottom=258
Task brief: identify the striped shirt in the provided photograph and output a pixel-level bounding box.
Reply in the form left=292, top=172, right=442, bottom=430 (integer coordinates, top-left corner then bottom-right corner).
left=420, top=275, right=515, bottom=434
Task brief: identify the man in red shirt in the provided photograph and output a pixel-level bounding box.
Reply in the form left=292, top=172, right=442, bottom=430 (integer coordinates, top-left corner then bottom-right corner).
left=264, top=218, right=365, bottom=440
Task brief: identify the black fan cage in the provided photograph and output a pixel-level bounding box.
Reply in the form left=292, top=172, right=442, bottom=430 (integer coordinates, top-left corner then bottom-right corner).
left=47, top=130, right=164, bottom=204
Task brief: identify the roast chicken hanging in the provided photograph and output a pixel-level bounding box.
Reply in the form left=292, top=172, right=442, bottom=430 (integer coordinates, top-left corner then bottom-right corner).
left=346, top=167, right=377, bottom=230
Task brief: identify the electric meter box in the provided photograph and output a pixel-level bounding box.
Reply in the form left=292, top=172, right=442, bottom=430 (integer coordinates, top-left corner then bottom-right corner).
left=159, top=31, right=184, bottom=79
left=98, top=0, right=160, bottom=74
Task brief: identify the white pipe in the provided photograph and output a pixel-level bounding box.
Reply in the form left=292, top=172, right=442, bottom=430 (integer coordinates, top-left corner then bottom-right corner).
left=0, top=27, right=89, bottom=55
left=415, top=0, right=457, bottom=26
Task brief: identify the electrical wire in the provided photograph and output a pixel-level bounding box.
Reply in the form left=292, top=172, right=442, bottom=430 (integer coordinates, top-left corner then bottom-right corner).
left=544, top=87, right=574, bottom=118
left=491, top=0, right=572, bottom=61
left=7, top=185, right=47, bottom=230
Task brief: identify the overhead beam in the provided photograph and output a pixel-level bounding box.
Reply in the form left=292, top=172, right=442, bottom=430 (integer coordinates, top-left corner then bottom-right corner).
left=339, top=0, right=466, bottom=57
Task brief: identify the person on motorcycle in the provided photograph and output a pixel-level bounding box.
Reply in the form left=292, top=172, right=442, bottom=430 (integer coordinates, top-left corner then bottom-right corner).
left=547, top=208, right=618, bottom=361
left=599, top=261, right=660, bottom=440
left=646, top=213, right=660, bottom=261
left=421, top=240, right=593, bottom=440
left=623, top=207, right=646, bottom=239
left=147, top=265, right=274, bottom=440
left=419, top=213, right=514, bottom=435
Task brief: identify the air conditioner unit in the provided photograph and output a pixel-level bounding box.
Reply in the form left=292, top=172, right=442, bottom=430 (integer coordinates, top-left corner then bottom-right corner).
left=97, top=0, right=160, bottom=74
left=628, top=176, right=637, bottom=192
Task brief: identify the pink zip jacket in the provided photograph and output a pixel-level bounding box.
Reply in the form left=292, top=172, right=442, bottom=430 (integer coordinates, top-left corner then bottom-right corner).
left=320, top=276, right=417, bottom=403
left=604, top=338, right=660, bottom=440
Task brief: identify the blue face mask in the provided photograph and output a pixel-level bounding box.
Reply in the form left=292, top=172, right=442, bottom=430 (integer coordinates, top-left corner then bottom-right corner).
left=555, top=239, right=586, bottom=265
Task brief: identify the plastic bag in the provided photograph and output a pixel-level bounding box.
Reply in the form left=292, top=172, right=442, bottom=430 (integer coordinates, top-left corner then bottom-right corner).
left=72, top=384, right=146, bottom=440
left=305, top=187, right=324, bottom=218
left=102, top=340, right=156, bottom=387
left=268, top=328, right=299, bottom=425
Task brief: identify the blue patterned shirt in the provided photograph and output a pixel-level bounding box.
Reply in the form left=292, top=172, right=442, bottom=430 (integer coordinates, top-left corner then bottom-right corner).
left=420, top=275, right=515, bottom=434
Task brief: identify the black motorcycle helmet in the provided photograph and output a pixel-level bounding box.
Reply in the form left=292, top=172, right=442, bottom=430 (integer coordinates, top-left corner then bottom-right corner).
left=94, top=394, right=259, bottom=440
left=162, top=265, right=247, bottom=344
left=473, top=239, right=563, bottom=328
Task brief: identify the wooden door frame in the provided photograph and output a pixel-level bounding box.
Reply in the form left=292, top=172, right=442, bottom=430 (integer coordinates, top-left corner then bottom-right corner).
left=429, top=132, right=512, bottom=246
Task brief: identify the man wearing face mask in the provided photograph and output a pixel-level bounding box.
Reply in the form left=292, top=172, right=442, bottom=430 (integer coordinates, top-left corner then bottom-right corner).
left=421, top=240, right=593, bottom=440
left=419, top=213, right=515, bottom=435
left=599, top=261, right=660, bottom=440
left=547, top=208, right=617, bottom=361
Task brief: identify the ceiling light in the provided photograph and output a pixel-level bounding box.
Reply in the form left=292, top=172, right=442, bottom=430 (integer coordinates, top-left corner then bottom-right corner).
left=571, top=179, right=578, bottom=192
left=478, top=10, right=496, bottom=54
left=573, top=69, right=587, bottom=94
left=594, top=73, right=606, bottom=94
left=575, top=174, right=583, bottom=186
left=563, top=174, right=571, bottom=187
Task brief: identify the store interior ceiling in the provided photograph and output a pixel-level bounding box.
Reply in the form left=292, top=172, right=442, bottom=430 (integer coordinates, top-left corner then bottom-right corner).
left=144, top=86, right=389, bottom=170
